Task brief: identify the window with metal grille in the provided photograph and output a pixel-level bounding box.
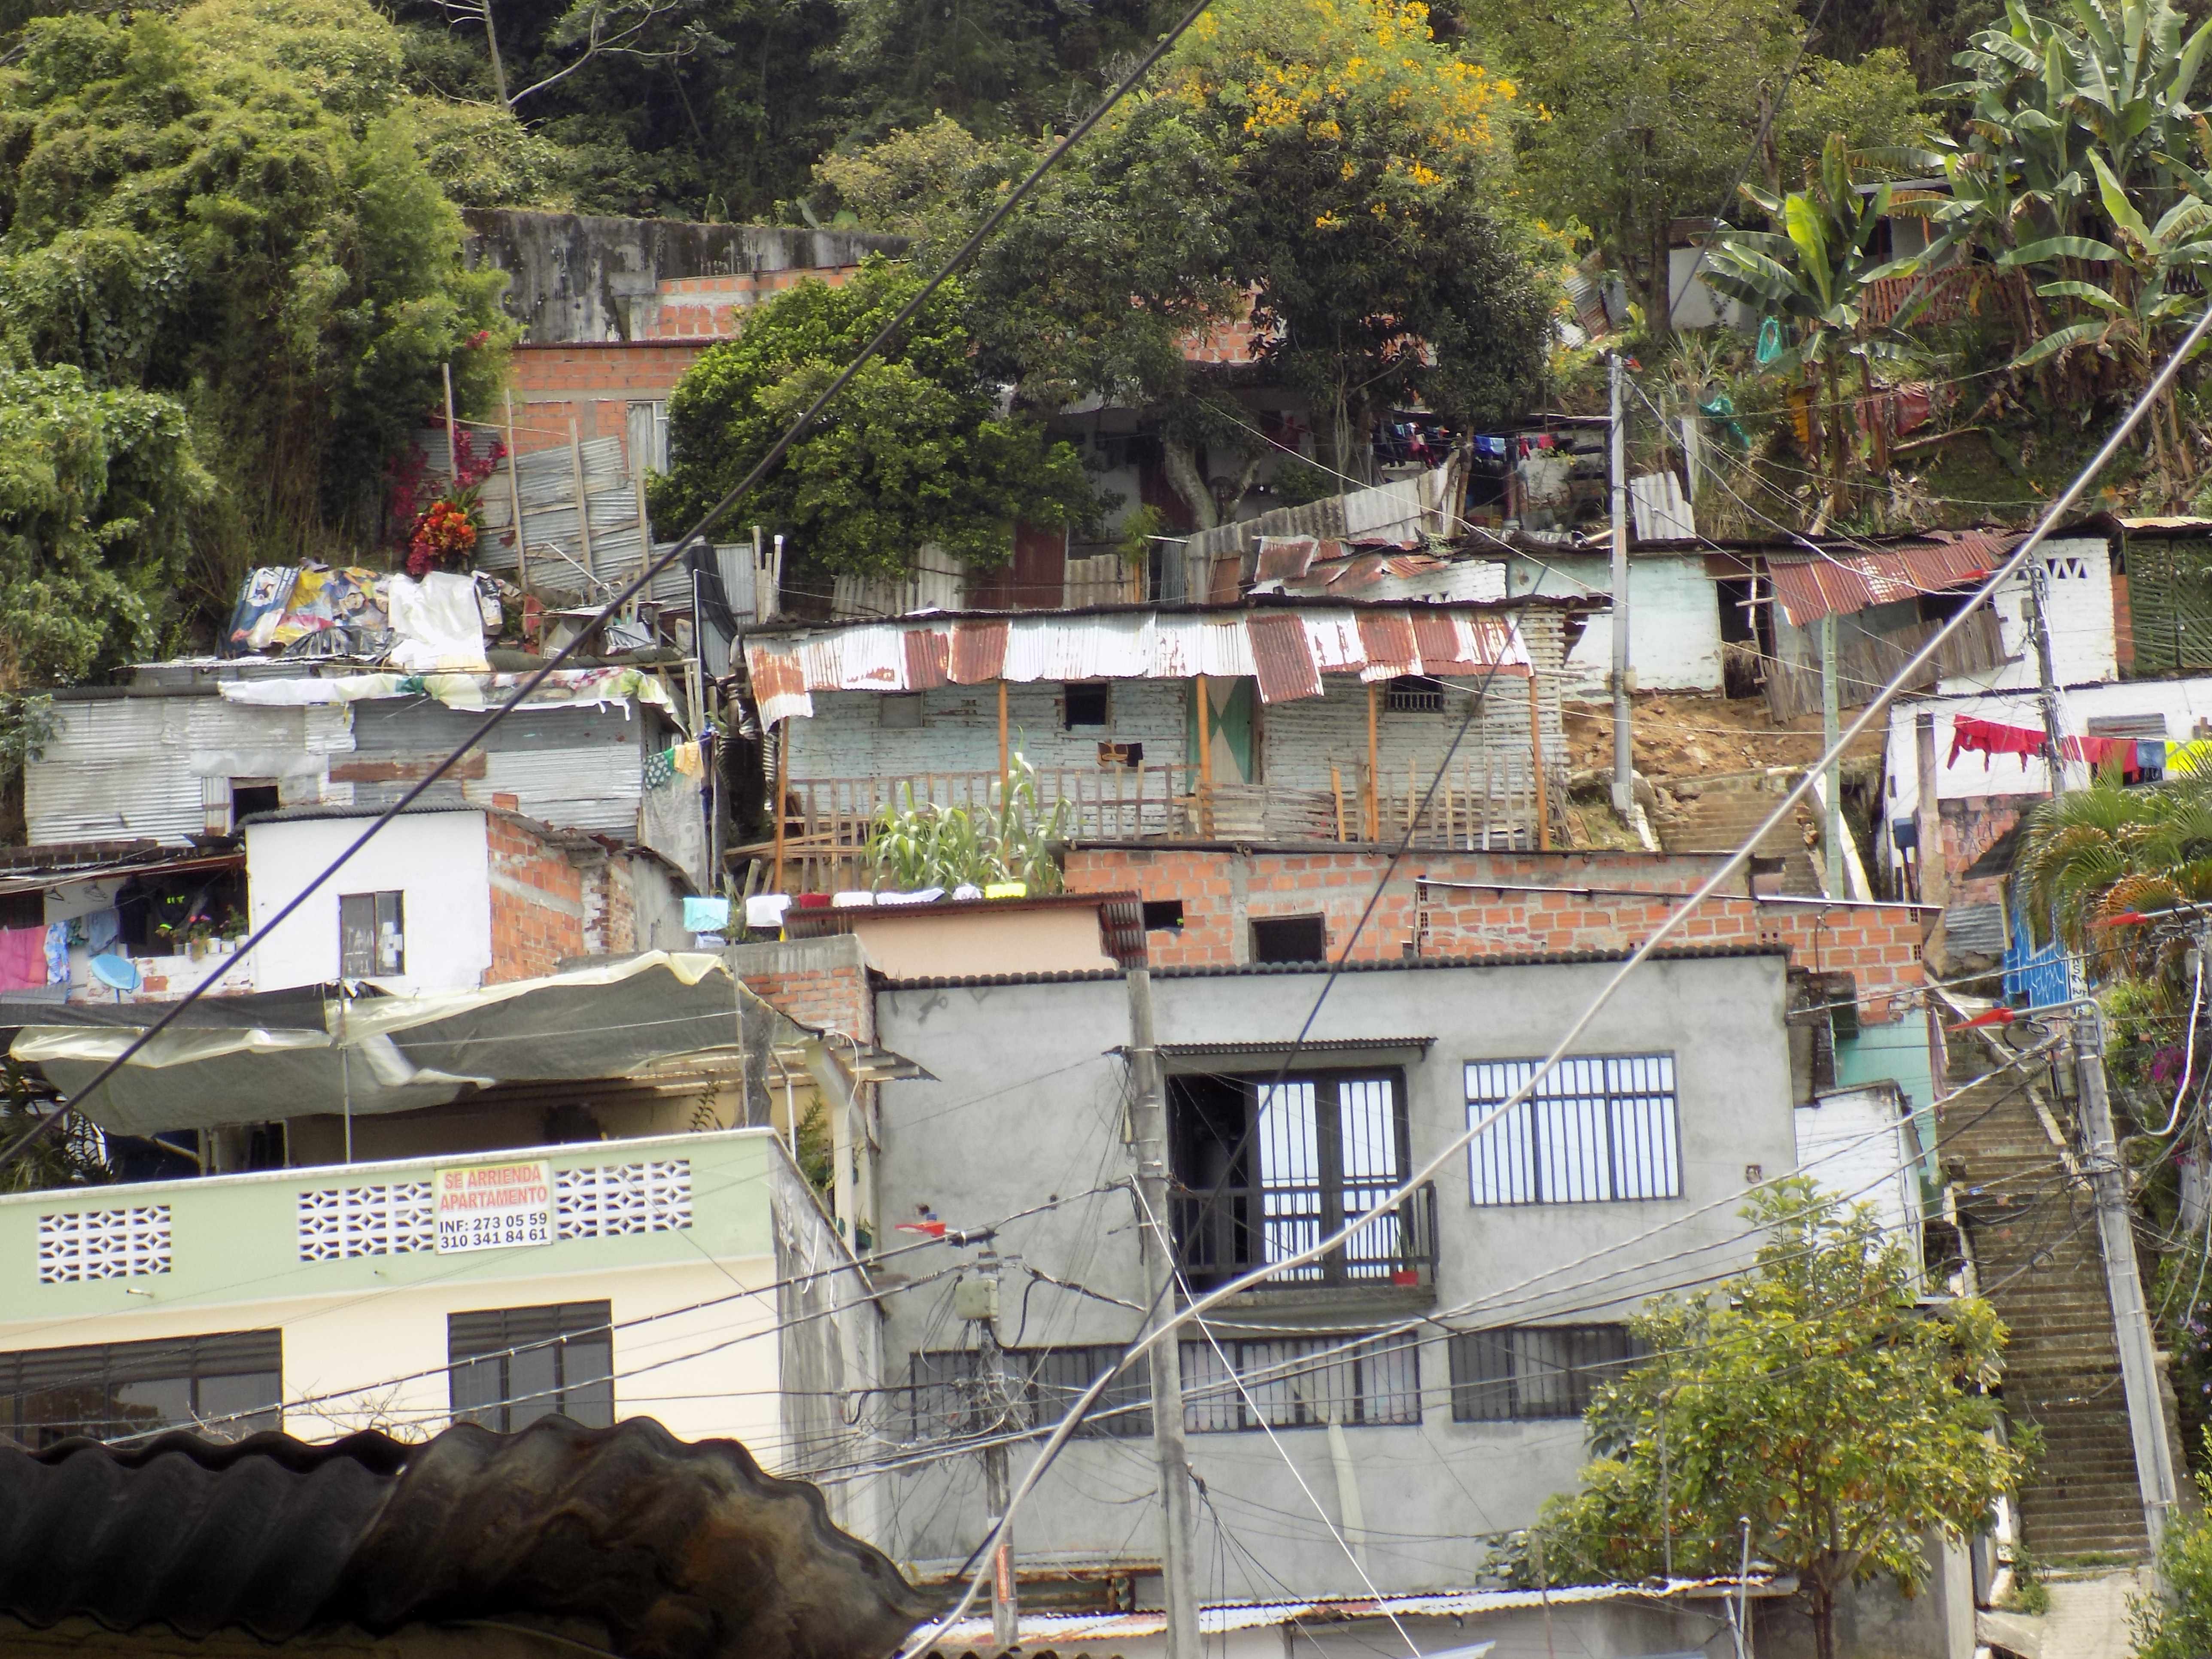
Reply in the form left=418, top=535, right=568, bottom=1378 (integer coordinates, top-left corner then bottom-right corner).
left=906, top=1345, right=1152, bottom=1441
left=447, top=1302, right=613, bottom=1431
left=1171, top=1070, right=1415, bottom=1286
left=0, top=1331, right=281, bottom=1448
left=339, top=891, right=404, bottom=978
left=1180, top=1332, right=1420, bottom=1432
left=1385, top=676, right=1446, bottom=713
left=1447, top=1325, right=1644, bottom=1421
left=1466, top=1054, right=1680, bottom=1205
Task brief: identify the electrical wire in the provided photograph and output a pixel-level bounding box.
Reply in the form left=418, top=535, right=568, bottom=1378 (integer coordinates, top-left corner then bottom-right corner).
left=899, top=306, right=2212, bottom=1650
left=0, top=0, right=1233, bottom=1185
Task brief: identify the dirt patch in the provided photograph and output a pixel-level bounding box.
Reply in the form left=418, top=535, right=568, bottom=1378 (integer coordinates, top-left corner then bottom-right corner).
left=1562, top=691, right=1887, bottom=784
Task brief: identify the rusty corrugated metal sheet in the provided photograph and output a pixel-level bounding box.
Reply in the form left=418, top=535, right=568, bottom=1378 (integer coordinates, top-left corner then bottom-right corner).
left=904, top=629, right=948, bottom=690
left=745, top=605, right=1544, bottom=723
left=1254, top=536, right=1322, bottom=582
left=948, top=620, right=1007, bottom=684
left=1356, top=612, right=1419, bottom=678
left=1248, top=611, right=1322, bottom=702
left=1766, top=532, right=2018, bottom=626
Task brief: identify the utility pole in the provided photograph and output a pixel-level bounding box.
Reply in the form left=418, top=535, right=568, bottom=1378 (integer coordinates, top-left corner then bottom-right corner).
left=2028, top=562, right=2072, bottom=793
left=2075, top=1005, right=2179, bottom=1553
left=1609, top=352, right=1634, bottom=817
left=1820, top=611, right=1842, bottom=896
left=1125, top=968, right=1200, bottom=1659
left=962, top=1253, right=1021, bottom=1651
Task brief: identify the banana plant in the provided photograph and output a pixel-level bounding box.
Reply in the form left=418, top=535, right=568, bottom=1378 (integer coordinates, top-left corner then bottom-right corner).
left=2005, top=150, right=2212, bottom=472
left=1704, top=136, right=1927, bottom=497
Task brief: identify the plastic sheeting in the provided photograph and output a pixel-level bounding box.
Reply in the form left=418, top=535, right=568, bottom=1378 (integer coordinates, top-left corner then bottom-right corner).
left=384, top=572, right=489, bottom=672
left=15, top=951, right=752, bottom=1135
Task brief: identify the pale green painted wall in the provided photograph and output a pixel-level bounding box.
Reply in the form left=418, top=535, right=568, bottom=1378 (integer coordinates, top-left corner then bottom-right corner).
left=0, top=1129, right=776, bottom=1326
left=1835, top=1020, right=1941, bottom=1194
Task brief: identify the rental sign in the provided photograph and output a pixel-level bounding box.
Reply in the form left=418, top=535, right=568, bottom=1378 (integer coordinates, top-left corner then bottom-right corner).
left=435, top=1160, right=554, bottom=1253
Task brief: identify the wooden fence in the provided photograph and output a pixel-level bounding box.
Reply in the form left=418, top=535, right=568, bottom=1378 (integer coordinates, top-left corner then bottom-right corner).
left=731, top=755, right=1558, bottom=890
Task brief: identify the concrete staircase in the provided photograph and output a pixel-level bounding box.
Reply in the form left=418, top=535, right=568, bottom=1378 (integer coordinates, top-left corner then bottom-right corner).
left=1649, top=770, right=1823, bottom=895
left=1937, top=1039, right=2150, bottom=1565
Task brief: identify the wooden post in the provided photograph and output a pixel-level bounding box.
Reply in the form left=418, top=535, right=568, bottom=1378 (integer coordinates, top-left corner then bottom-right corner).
left=772, top=721, right=790, bottom=892
left=1195, top=675, right=1213, bottom=836
left=442, top=362, right=459, bottom=482
left=1365, top=682, right=1380, bottom=842
left=503, top=390, right=528, bottom=598
left=1331, top=764, right=1346, bottom=842
left=997, top=681, right=1009, bottom=797
left=1407, top=756, right=1417, bottom=839
left=1528, top=671, right=1551, bottom=852
left=568, top=416, right=596, bottom=584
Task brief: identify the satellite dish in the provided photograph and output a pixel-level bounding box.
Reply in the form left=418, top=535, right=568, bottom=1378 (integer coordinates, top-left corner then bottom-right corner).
left=89, top=954, right=142, bottom=999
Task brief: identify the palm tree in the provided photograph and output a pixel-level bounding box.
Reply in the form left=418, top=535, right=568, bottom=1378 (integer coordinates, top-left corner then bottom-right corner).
left=2014, top=774, right=2212, bottom=991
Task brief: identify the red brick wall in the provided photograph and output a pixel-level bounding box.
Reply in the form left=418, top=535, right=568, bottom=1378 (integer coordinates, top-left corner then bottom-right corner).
left=1064, top=846, right=1931, bottom=1023
left=737, top=940, right=875, bottom=1043
left=486, top=813, right=588, bottom=982
left=507, top=342, right=713, bottom=458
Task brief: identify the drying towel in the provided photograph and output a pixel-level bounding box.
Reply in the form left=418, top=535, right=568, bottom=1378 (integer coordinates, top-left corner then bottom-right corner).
left=1949, top=717, right=2046, bottom=769
left=2058, top=735, right=2130, bottom=766
left=2170, top=739, right=2212, bottom=777
left=43, top=922, right=69, bottom=985
left=0, top=926, right=49, bottom=991
left=672, top=740, right=704, bottom=778
left=683, top=895, right=730, bottom=933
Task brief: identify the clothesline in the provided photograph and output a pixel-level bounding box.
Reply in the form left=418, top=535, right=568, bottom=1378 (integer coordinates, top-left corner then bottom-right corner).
left=1946, top=715, right=2212, bottom=776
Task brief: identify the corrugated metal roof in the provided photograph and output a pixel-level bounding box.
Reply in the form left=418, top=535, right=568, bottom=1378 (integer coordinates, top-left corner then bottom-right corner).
left=922, top=1576, right=1796, bottom=1650
left=743, top=604, right=1535, bottom=726
left=1767, top=531, right=2019, bottom=626
left=0, top=1417, right=925, bottom=1658
left=876, top=942, right=1793, bottom=991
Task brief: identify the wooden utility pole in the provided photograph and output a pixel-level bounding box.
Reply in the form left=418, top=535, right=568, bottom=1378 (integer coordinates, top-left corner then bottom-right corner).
left=503, top=390, right=528, bottom=596
left=1821, top=612, right=1842, bottom=896
left=1125, top=969, right=1200, bottom=1659
left=976, top=1258, right=1019, bottom=1653
left=2028, top=562, right=2072, bottom=791
left=1364, top=682, right=1379, bottom=841
left=1608, top=352, right=1634, bottom=816
left=1196, top=676, right=1214, bottom=837
left=1914, top=713, right=1945, bottom=909
left=997, top=682, right=1009, bottom=796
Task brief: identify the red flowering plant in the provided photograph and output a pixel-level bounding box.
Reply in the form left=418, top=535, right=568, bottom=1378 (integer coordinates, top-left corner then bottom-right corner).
left=398, top=428, right=508, bottom=579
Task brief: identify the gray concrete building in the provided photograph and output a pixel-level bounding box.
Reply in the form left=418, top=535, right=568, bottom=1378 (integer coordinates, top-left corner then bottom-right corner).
left=868, top=945, right=1802, bottom=1602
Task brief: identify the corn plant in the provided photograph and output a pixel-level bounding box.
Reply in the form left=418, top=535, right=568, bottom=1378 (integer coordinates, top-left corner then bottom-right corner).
left=867, top=754, right=1071, bottom=893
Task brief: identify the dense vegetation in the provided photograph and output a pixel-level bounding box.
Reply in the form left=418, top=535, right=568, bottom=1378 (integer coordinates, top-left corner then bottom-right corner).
left=9, top=0, right=2212, bottom=647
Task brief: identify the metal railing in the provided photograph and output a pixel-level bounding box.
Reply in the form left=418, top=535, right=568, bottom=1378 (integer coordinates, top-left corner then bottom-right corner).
left=1171, top=1179, right=1437, bottom=1291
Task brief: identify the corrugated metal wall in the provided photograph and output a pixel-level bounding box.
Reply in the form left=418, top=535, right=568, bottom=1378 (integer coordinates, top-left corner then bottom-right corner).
left=792, top=680, right=1189, bottom=783
left=27, top=699, right=357, bottom=846
left=346, top=701, right=648, bottom=837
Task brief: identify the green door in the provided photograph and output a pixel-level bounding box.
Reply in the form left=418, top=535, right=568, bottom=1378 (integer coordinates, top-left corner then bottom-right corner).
left=1189, top=677, right=1257, bottom=783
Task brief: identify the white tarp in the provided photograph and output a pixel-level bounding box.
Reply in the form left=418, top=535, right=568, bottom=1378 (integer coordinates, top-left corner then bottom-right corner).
left=385, top=571, right=489, bottom=673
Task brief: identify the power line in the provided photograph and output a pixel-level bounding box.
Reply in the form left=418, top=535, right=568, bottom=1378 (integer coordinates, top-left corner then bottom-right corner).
left=899, top=298, right=2212, bottom=1655
left=0, top=0, right=1234, bottom=1185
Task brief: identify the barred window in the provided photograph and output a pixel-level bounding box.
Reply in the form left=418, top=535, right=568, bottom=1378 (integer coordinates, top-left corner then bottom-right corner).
left=906, top=1345, right=1152, bottom=1442
left=1448, top=1325, right=1644, bottom=1422
left=1180, top=1333, right=1420, bottom=1433
left=448, top=1302, right=612, bottom=1432
left=0, top=1331, right=281, bottom=1448
left=1466, top=1054, right=1680, bottom=1205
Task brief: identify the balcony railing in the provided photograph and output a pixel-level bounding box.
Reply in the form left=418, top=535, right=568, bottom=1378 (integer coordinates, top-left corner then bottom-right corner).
left=737, top=757, right=1553, bottom=888
left=1171, top=1179, right=1438, bottom=1292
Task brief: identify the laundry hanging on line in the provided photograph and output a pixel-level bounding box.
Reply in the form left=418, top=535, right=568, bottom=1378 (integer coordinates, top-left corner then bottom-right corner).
left=1948, top=717, right=2047, bottom=769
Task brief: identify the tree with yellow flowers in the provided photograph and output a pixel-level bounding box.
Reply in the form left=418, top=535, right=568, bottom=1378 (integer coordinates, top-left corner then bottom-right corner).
left=969, top=0, right=1551, bottom=495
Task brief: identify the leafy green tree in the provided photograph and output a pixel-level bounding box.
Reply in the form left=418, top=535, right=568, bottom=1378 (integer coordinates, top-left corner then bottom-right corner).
left=973, top=0, right=1550, bottom=506
left=652, top=256, right=1092, bottom=578
left=2134, top=1428, right=2212, bottom=1658
left=1473, top=0, right=1930, bottom=340
left=1534, top=1182, right=2032, bottom=1659
left=0, top=363, right=210, bottom=685
left=0, top=1, right=512, bottom=608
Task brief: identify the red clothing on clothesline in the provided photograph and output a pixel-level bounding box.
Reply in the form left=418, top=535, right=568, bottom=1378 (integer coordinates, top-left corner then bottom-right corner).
left=1949, top=717, right=2046, bottom=769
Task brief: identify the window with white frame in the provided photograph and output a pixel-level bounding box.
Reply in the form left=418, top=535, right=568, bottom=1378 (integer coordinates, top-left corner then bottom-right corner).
left=339, top=890, right=404, bottom=978
left=1465, top=1054, right=1680, bottom=1205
